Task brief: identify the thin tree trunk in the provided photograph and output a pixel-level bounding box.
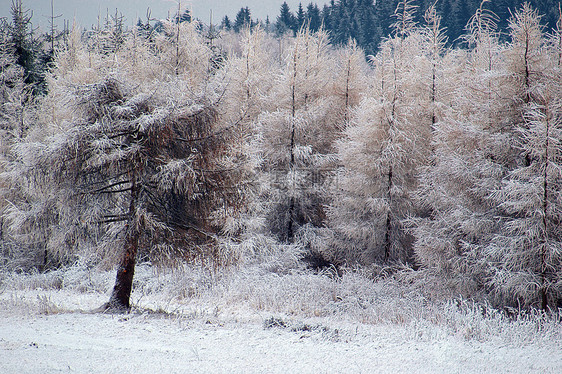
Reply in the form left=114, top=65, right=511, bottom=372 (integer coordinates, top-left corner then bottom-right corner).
left=384, top=42, right=399, bottom=262
left=286, top=40, right=298, bottom=242
left=431, top=63, right=436, bottom=129
left=540, top=107, right=551, bottom=310
left=384, top=165, right=393, bottom=261
left=344, top=55, right=351, bottom=124
left=175, top=1, right=181, bottom=76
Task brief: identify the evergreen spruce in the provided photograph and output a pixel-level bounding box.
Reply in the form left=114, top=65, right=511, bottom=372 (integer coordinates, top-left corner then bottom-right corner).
left=234, top=7, right=252, bottom=33
left=276, top=2, right=297, bottom=36
left=222, top=15, right=232, bottom=31
left=8, top=0, right=43, bottom=92
left=306, top=3, right=322, bottom=32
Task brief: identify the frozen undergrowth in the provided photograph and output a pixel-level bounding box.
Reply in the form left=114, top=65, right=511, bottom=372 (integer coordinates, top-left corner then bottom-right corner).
left=1, top=260, right=561, bottom=348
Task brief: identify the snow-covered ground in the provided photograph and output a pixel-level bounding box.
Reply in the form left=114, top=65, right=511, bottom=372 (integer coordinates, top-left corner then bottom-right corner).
left=1, top=265, right=561, bottom=373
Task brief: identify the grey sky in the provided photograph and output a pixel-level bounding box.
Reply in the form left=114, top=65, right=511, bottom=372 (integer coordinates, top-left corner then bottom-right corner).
left=0, top=1, right=331, bottom=30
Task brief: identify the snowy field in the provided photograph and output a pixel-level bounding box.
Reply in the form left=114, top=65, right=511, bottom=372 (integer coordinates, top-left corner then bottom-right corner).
left=1, top=264, right=561, bottom=373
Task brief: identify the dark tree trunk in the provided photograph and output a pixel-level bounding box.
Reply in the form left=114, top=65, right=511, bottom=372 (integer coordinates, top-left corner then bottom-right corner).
left=106, top=226, right=139, bottom=311
left=384, top=165, right=393, bottom=261
left=106, top=176, right=139, bottom=312
left=286, top=48, right=298, bottom=243
left=287, top=196, right=295, bottom=242
left=540, top=288, right=548, bottom=311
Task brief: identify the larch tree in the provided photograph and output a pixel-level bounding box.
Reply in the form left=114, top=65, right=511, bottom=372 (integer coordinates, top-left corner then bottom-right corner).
left=119, top=17, right=155, bottom=76
left=152, top=14, right=212, bottom=86
left=221, top=26, right=275, bottom=132
left=327, top=0, right=428, bottom=265
left=299, top=38, right=368, bottom=263
left=411, top=1, right=509, bottom=296
left=420, top=3, right=448, bottom=134
left=485, top=4, right=562, bottom=309
left=411, top=3, right=560, bottom=308
left=257, top=28, right=337, bottom=243
left=331, top=39, right=368, bottom=127
left=218, top=26, right=277, bottom=240
left=487, top=94, right=562, bottom=310
left=4, top=23, right=252, bottom=311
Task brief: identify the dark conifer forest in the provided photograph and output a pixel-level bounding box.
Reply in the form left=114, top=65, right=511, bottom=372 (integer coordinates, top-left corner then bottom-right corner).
left=228, top=0, right=560, bottom=54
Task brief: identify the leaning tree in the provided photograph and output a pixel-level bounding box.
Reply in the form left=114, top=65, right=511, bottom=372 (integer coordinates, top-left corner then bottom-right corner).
left=6, top=74, right=251, bottom=311
left=3, top=11, right=254, bottom=310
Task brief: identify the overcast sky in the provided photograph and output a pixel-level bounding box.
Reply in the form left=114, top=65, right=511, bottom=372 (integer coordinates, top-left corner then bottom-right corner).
left=0, top=1, right=331, bottom=30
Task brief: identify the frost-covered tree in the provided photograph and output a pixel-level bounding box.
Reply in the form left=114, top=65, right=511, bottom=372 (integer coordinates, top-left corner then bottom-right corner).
left=153, top=19, right=213, bottom=86
left=421, top=3, right=448, bottom=131
left=331, top=39, right=367, bottom=126
left=0, top=24, right=84, bottom=271
left=297, top=39, right=368, bottom=261
left=6, top=77, right=251, bottom=310
left=4, top=20, right=252, bottom=309
left=411, top=1, right=508, bottom=296
left=548, top=4, right=562, bottom=68
left=215, top=26, right=276, bottom=239
left=411, top=3, right=561, bottom=308
left=222, top=26, right=275, bottom=120
left=257, top=28, right=338, bottom=243
left=327, top=1, right=429, bottom=265
left=484, top=4, right=562, bottom=309
left=487, top=96, right=562, bottom=310
left=99, top=9, right=126, bottom=56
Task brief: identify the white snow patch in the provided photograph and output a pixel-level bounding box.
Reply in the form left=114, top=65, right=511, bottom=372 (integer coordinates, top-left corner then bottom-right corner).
left=0, top=265, right=561, bottom=373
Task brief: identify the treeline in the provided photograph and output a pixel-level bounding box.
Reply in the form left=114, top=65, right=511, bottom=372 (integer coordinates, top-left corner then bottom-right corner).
left=1, top=0, right=562, bottom=312
left=226, top=0, right=560, bottom=54
left=0, top=1, right=63, bottom=96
